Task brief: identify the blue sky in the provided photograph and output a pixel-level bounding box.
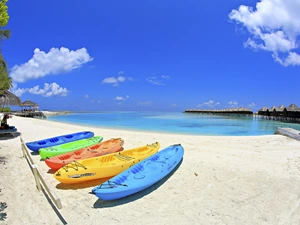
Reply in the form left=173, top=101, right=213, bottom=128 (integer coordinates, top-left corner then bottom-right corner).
left=3, top=0, right=300, bottom=112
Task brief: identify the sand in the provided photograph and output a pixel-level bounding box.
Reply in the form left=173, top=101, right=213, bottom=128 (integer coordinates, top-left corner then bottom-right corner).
left=1, top=116, right=300, bottom=225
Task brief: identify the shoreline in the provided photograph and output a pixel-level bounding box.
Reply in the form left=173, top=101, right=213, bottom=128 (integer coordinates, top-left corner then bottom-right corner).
left=1, top=116, right=300, bottom=224
left=44, top=111, right=300, bottom=137
left=41, top=110, right=71, bottom=116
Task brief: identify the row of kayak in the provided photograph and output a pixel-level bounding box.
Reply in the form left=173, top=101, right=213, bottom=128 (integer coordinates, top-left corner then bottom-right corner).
left=25, top=131, right=184, bottom=201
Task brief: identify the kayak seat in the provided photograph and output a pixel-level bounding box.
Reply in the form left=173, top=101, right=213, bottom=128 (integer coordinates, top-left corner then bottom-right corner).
left=65, top=135, right=74, bottom=139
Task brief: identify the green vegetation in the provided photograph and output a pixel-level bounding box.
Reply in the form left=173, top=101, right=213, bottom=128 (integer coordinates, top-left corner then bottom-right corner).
left=0, top=0, right=11, bottom=95
left=0, top=0, right=9, bottom=26
left=0, top=106, right=10, bottom=112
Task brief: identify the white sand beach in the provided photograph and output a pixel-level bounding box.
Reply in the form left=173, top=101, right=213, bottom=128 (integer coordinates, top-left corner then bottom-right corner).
left=1, top=116, right=300, bottom=225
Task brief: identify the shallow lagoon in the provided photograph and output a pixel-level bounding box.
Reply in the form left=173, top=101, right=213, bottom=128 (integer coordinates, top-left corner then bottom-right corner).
left=46, top=111, right=300, bottom=136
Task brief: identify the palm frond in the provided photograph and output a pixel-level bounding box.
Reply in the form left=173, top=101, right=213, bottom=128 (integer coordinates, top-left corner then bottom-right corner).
left=0, top=29, right=10, bottom=40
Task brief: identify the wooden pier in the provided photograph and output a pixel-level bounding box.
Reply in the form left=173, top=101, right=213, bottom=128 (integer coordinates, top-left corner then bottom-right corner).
left=12, top=110, right=47, bottom=119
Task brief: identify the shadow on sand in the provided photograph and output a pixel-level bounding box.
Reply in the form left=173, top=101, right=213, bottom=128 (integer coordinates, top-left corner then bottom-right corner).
left=30, top=151, right=40, bottom=156
left=0, top=132, right=21, bottom=140
left=92, top=159, right=183, bottom=208
left=46, top=169, right=57, bottom=174
left=55, top=177, right=113, bottom=190
left=41, top=188, right=68, bottom=225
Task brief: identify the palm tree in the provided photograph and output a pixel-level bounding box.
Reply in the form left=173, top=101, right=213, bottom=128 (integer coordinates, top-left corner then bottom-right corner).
left=0, top=0, right=11, bottom=95
left=0, top=50, right=12, bottom=93
left=0, top=67, right=12, bottom=94
left=0, top=0, right=16, bottom=107
left=0, top=29, right=9, bottom=41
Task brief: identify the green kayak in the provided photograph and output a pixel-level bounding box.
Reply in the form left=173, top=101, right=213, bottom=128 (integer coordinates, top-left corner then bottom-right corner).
left=39, top=136, right=103, bottom=160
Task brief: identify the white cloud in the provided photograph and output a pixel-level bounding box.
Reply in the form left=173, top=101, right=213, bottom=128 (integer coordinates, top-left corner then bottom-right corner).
left=12, top=83, right=69, bottom=97
left=138, top=101, right=153, bottom=106
left=228, top=100, right=238, bottom=107
left=146, top=75, right=170, bottom=85
left=28, top=83, right=68, bottom=97
left=127, top=77, right=133, bottom=81
left=273, top=51, right=300, bottom=66
left=102, top=77, right=119, bottom=83
left=248, top=102, right=256, bottom=108
left=115, top=95, right=129, bottom=101
left=102, top=74, right=132, bottom=86
left=11, top=82, right=68, bottom=97
left=170, top=104, right=177, bottom=107
left=10, top=47, right=93, bottom=83
left=10, top=83, right=26, bottom=97
left=198, top=100, right=220, bottom=108
left=13, top=87, right=27, bottom=97
left=102, top=76, right=124, bottom=86
left=229, top=0, right=300, bottom=66
left=117, top=76, right=126, bottom=83
left=85, top=94, right=89, bottom=98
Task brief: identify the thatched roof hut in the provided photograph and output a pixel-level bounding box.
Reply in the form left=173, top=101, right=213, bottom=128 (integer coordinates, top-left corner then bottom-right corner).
left=258, top=103, right=300, bottom=120
left=258, top=107, right=268, bottom=116
left=286, top=104, right=299, bottom=111
left=284, top=103, right=300, bottom=118
left=22, top=100, right=39, bottom=111
left=275, top=105, right=285, bottom=111
left=273, top=104, right=285, bottom=116
left=265, top=106, right=276, bottom=116
left=0, top=90, right=22, bottom=107
left=22, top=100, right=38, bottom=107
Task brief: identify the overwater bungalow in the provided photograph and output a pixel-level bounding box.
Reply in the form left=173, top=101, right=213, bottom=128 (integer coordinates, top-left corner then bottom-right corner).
left=273, top=105, right=285, bottom=117
left=266, top=106, right=276, bottom=117
left=259, top=107, right=268, bottom=116
left=285, top=104, right=300, bottom=119
left=258, top=103, right=300, bottom=123
left=184, top=107, right=253, bottom=115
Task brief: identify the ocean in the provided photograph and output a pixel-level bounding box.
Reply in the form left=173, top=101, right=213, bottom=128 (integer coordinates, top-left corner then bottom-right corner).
left=46, top=111, right=300, bottom=136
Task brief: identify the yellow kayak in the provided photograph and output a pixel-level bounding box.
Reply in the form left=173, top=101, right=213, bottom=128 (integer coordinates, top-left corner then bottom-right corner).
left=54, top=142, right=160, bottom=184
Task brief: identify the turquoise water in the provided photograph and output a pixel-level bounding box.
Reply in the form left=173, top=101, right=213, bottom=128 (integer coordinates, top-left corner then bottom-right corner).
left=46, top=111, right=300, bottom=136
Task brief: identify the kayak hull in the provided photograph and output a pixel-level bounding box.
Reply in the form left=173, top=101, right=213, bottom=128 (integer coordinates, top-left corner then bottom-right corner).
left=92, top=144, right=184, bottom=200
left=26, top=131, right=94, bottom=152
left=39, top=136, right=103, bottom=160
left=54, top=142, right=160, bottom=184
left=45, top=138, right=124, bottom=170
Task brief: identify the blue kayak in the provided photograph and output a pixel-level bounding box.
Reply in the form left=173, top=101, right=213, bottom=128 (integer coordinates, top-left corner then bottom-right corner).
left=92, top=144, right=184, bottom=200
left=26, top=131, right=94, bottom=152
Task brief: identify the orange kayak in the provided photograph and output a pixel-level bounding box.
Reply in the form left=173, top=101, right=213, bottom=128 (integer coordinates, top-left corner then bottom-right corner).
left=45, top=138, right=124, bottom=170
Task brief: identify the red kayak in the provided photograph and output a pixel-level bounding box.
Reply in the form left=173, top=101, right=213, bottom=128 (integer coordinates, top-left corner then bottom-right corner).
left=45, top=138, right=124, bottom=170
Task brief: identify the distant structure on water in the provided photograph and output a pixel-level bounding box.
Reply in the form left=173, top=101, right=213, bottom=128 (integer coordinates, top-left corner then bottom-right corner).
left=13, top=100, right=46, bottom=119
left=184, top=107, right=253, bottom=116
left=185, top=104, right=300, bottom=124
left=257, top=104, right=300, bottom=123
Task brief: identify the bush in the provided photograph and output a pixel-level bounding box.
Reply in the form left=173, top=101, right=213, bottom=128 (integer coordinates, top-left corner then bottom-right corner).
left=0, top=107, right=11, bottom=112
